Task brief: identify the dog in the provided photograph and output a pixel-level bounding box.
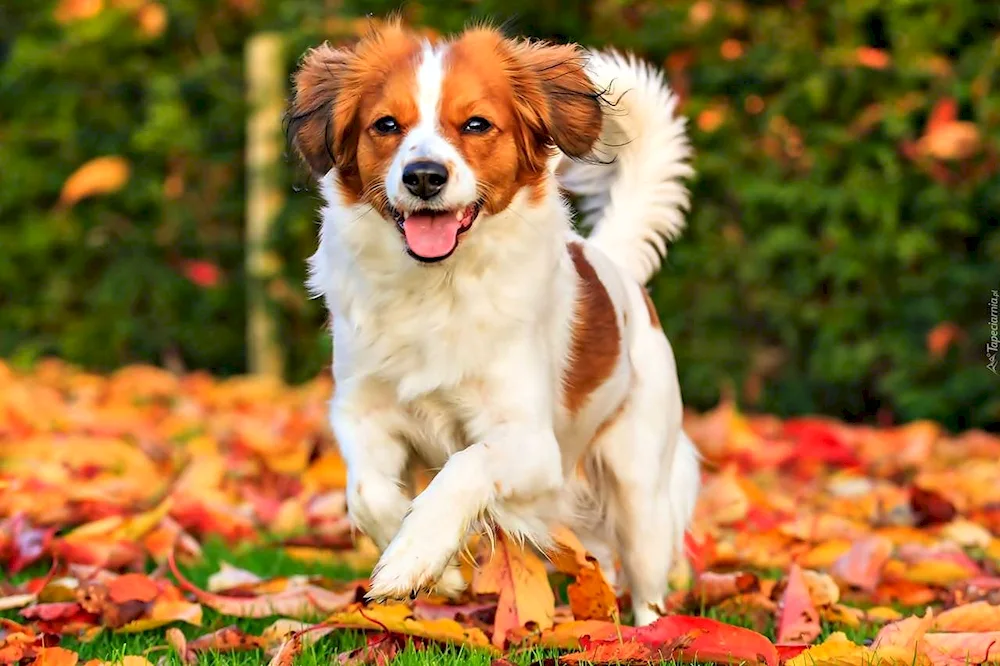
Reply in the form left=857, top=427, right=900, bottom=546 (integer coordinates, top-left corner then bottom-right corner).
left=288, top=21, right=700, bottom=625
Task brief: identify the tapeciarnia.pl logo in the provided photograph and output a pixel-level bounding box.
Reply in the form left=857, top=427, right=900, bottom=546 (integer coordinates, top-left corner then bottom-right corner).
left=989, top=289, right=999, bottom=375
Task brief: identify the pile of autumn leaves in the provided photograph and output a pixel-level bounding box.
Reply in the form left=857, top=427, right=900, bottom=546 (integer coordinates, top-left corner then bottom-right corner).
left=3, top=360, right=1000, bottom=666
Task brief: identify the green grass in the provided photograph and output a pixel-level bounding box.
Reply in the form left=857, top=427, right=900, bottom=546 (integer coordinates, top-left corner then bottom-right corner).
left=3, top=543, right=885, bottom=665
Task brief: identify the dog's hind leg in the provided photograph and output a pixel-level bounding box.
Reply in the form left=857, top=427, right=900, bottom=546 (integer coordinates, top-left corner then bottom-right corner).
left=593, top=333, right=698, bottom=625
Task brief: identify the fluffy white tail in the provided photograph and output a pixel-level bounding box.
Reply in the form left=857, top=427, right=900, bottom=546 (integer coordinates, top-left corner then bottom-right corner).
left=558, top=50, right=694, bottom=285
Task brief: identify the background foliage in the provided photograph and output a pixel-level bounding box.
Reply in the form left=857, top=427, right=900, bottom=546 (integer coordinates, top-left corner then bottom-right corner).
left=1, top=0, right=998, bottom=429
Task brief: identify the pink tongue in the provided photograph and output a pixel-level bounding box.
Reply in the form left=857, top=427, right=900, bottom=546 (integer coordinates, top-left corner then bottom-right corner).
left=402, top=214, right=463, bottom=259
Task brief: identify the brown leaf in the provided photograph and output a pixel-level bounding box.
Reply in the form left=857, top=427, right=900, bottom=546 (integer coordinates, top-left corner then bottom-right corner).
left=691, top=571, right=760, bottom=607
left=58, top=156, right=131, bottom=208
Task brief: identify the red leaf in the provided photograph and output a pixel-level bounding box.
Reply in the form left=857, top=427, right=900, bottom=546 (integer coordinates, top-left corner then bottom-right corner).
left=775, top=565, right=821, bottom=645
left=564, top=615, right=778, bottom=666
left=780, top=420, right=860, bottom=469
left=927, top=98, right=958, bottom=135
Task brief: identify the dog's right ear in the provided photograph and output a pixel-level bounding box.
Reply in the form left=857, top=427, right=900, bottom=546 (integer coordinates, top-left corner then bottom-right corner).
left=287, top=43, right=357, bottom=177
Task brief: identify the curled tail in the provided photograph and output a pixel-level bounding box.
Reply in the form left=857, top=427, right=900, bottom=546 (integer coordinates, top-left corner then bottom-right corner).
left=558, top=50, right=694, bottom=285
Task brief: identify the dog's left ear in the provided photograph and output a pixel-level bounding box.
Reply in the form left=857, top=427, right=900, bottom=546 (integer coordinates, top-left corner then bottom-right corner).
left=506, top=40, right=603, bottom=170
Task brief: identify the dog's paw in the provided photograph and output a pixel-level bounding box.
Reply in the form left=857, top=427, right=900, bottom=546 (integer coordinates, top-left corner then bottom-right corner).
left=366, top=521, right=456, bottom=602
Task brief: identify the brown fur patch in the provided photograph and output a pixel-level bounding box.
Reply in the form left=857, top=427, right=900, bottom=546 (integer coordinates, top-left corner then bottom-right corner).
left=642, top=290, right=661, bottom=328
left=563, top=242, right=620, bottom=414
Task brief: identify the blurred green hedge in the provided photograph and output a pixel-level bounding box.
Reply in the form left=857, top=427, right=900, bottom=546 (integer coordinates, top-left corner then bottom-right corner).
left=1, top=1, right=998, bottom=429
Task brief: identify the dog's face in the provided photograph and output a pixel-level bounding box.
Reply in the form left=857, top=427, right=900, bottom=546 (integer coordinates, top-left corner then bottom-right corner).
left=289, top=24, right=602, bottom=263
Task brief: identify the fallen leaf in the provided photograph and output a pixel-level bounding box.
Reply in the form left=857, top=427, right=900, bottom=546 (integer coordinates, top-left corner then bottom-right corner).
left=831, top=535, right=893, bottom=591
left=920, top=631, right=1000, bottom=666
left=691, top=571, right=760, bottom=607
left=932, top=602, right=1000, bottom=632
left=324, top=604, right=492, bottom=649
left=563, top=615, right=778, bottom=666
left=473, top=532, right=555, bottom=648
left=776, top=565, right=820, bottom=645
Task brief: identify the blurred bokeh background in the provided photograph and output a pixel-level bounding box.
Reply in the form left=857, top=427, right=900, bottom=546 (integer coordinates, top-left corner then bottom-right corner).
left=1, top=1, right=997, bottom=430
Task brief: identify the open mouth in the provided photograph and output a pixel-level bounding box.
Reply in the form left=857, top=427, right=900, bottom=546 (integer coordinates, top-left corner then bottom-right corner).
left=391, top=203, right=482, bottom=263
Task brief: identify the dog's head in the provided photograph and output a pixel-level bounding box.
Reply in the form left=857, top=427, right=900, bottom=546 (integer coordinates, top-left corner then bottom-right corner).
left=288, top=22, right=603, bottom=263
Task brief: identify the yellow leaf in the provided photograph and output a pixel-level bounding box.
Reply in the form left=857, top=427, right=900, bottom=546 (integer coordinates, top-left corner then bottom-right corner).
left=799, top=539, right=853, bottom=569
left=115, top=600, right=203, bottom=632
left=302, top=452, right=347, bottom=491
left=787, top=631, right=917, bottom=666
left=986, top=539, right=1000, bottom=564
left=324, top=603, right=492, bottom=649
left=58, top=156, right=131, bottom=208
left=932, top=602, right=1000, bottom=632
left=821, top=604, right=863, bottom=629
left=111, top=497, right=173, bottom=542
left=785, top=632, right=870, bottom=666
left=866, top=607, right=903, bottom=624
left=473, top=532, right=555, bottom=648
left=903, top=560, right=972, bottom=586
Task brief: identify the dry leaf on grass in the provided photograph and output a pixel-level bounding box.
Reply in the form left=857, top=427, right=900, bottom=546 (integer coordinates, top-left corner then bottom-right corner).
left=473, top=532, right=554, bottom=648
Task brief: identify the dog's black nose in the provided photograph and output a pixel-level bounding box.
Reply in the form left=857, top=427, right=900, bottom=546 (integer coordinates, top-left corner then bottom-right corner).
left=402, top=161, right=448, bottom=200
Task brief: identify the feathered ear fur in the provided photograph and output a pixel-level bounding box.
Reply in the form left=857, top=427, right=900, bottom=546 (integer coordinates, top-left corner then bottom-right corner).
left=503, top=39, right=604, bottom=171
left=286, top=43, right=358, bottom=178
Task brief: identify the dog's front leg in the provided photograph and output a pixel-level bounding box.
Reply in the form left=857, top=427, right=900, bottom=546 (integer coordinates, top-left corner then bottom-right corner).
left=331, top=385, right=413, bottom=553
left=367, top=367, right=562, bottom=601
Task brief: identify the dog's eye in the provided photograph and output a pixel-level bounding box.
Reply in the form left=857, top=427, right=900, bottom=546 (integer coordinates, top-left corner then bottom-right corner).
left=462, top=117, right=492, bottom=134
left=372, top=116, right=401, bottom=134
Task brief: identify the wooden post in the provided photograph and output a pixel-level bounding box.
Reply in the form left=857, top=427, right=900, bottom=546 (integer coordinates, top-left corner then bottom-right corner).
left=245, top=33, right=285, bottom=379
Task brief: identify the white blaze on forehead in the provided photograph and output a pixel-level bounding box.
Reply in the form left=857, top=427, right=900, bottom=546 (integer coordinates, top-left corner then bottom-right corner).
left=384, top=41, right=478, bottom=210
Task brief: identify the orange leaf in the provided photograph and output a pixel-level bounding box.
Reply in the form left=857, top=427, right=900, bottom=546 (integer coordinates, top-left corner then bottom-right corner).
left=776, top=565, right=821, bottom=645
left=58, top=156, right=131, bottom=208
left=932, top=602, right=1000, bottom=632
left=473, top=532, right=555, bottom=648
left=873, top=609, right=935, bottom=658
left=920, top=632, right=1000, bottom=666
left=548, top=528, right=618, bottom=621
left=107, top=574, right=159, bottom=604
left=35, top=647, right=79, bottom=666
left=563, top=615, right=778, bottom=666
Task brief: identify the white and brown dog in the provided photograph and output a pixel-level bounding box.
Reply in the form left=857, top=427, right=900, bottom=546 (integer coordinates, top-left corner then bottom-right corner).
left=288, top=22, right=699, bottom=625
